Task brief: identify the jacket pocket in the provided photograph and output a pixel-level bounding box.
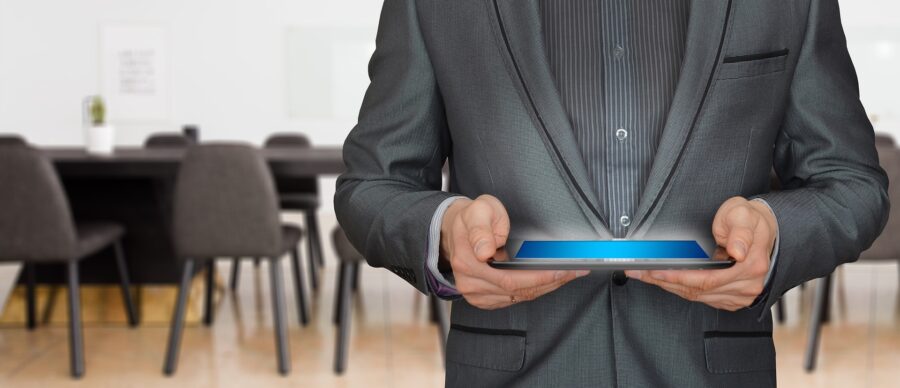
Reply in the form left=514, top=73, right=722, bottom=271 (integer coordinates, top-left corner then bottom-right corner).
left=704, top=331, right=775, bottom=374
left=446, top=324, right=526, bottom=372
left=718, top=49, right=788, bottom=80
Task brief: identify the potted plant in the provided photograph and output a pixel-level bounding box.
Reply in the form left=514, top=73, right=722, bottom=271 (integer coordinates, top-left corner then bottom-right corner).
left=86, top=96, right=115, bottom=155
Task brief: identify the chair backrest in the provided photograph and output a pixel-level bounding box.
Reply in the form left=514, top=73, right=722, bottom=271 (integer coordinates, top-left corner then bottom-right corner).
left=0, top=135, right=27, bottom=146
left=173, top=143, right=282, bottom=258
left=144, top=133, right=193, bottom=149
left=860, top=143, right=900, bottom=261
left=264, top=133, right=311, bottom=149
left=0, top=144, right=78, bottom=261
left=264, top=133, right=318, bottom=195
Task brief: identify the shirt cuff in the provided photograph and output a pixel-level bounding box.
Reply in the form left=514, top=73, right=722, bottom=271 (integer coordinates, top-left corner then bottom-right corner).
left=748, top=198, right=780, bottom=310
left=751, top=198, right=780, bottom=289
left=424, top=196, right=467, bottom=299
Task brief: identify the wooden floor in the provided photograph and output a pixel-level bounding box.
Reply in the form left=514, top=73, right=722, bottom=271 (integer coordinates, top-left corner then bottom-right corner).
left=0, top=215, right=897, bottom=387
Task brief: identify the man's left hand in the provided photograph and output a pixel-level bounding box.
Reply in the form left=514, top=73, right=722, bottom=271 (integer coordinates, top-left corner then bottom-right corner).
left=625, top=197, right=777, bottom=311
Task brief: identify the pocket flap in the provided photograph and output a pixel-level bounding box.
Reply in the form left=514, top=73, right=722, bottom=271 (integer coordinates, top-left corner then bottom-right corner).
left=704, top=331, right=775, bottom=374
left=446, top=324, right=526, bottom=372
left=718, top=54, right=787, bottom=80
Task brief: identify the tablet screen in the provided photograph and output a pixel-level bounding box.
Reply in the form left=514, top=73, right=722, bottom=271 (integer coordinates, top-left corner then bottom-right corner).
left=514, top=240, right=709, bottom=260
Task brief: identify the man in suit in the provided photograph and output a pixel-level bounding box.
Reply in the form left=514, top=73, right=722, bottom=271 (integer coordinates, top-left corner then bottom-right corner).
left=335, top=0, right=889, bottom=386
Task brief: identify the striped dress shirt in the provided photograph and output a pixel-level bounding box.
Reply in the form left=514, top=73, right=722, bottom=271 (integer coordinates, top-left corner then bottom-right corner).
left=539, top=0, right=691, bottom=237
left=423, top=0, right=695, bottom=297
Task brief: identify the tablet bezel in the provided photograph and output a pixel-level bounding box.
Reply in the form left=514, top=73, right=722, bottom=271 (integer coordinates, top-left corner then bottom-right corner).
left=487, top=240, right=735, bottom=270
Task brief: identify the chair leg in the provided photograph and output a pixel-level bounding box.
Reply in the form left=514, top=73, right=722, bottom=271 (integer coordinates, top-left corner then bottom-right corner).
left=41, top=285, right=60, bottom=324
left=430, top=293, right=449, bottom=365
left=66, top=261, right=85, bottom=378
left=164, top=260, right=195, bottom=376
left=304, top=241, right=319, bottom=292
left=333, top=263, right=347, bottom=325
left=230, top=258, right=241, bottom=292
left=305, top=210, right=324, bottom=268
left=25, top=263, right=36, bottom=330
left=352, top=266, right=360, bottom=294
left=269, top=257, right=291, bottom=375
left=113, top=242, right=139, bottom=326
left=821, top=274, right=833, bottom=324
left=804, top=274, right=832, bottom=372
left=203, top=260, right=215, bottom=326
left=289, top=247, right=309, bottom=326
left=334, top=262, right=356, bottom=374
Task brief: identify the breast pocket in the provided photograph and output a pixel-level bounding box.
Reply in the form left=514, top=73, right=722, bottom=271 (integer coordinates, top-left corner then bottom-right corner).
left=717, top=49, right=789, bottom=80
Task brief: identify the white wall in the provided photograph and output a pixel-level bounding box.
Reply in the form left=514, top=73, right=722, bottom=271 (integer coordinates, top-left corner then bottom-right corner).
left=840, top=0, right=900, bottom=136
left=0, top=0, right=383, bottom=211
left=0, top=1, right=898, bottom=210
left=0, top=0, right=385, bottom=145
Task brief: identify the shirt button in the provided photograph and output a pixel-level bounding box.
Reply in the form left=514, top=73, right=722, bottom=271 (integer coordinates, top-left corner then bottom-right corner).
left=615, top=128, right=628, bottom=141
left=614, top=45, right=625, bottom=58
left=619, top=215, right=631, bottom=227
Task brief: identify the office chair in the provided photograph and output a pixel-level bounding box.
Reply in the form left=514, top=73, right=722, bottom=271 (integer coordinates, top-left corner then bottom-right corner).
left=230, top=133, right=323, bottom=294
left=162, top=143, right=309, bottom=376
left=0, top=143, right=138, bottom=378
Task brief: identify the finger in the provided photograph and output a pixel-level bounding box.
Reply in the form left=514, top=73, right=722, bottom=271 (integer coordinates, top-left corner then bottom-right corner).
left=722, top=206, right=760, bottom=261
left=462, top=277, right=568, bottom=308
left=634, top=271, right=764, bottom=302
left=490, top=247, right=512, bottom=262
left=452, top=245, right=586, bottom=294
left=624, top=270, right=646, bottom=282
left=746, top=220, right=774, bottom=268
left=467, top=272, right=582, bottom=308
left=512, top=272, right=585, bottom=301
left=462, top=199, right=502, bottom=261
left=450, top=228, right=481, bottom=272
left=693, top=293, right=756, bottom=311
left=708, top=278, right=766, bottom=299
left=665, top=276, right=764, bottom=299
left=633, top=275, right=701, bottom=302
left=464, top=293, right=514, bottom=310
left=639, top=266, right=742, bottom=292
left=450, top=237, right=587, bottom=296
left=712, top=197, right=745, bottom=246
left=476, top=194, right=511, bottom=248
left=474, top=265, right=588, bottom=293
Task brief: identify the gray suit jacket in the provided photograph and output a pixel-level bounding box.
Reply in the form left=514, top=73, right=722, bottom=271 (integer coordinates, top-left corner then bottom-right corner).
left=335, top=0, right=889, bottom=386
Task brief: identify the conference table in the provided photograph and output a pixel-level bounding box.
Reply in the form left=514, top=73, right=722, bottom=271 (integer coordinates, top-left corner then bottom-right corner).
left=12, top=146, right=344, bottom=287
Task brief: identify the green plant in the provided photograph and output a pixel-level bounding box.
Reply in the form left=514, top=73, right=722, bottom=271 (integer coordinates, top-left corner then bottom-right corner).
left=90, top=96, right=106, bottom=126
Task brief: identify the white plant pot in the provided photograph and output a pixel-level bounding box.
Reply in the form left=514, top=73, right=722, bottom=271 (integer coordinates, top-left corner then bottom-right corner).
left=86, top=125, right=115, bottom=155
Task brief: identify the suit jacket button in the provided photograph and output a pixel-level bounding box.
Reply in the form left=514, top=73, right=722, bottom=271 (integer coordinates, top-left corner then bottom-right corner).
left=612, top=271, right=628, bottom=286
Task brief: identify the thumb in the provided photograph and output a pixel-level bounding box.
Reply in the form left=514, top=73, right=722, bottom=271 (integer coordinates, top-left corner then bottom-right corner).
left=465, top=195, right=509, bottom=261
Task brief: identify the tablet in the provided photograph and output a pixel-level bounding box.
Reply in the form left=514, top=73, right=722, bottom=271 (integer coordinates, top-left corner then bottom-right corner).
left=488, top=240, right=735, bottom=270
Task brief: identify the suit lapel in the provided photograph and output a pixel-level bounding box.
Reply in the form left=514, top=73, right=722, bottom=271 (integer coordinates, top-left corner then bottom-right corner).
left=628, top=0, right=734, bottom=237
left=486, top=0, right=612, bottom=238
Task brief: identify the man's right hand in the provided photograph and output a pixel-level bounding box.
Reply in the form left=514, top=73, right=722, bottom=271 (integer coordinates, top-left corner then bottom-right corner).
left=439, top=194, right=589, bottom=310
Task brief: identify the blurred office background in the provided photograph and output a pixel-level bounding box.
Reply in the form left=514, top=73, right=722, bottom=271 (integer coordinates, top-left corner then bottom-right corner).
left=0, top=0, right=898, bottom=387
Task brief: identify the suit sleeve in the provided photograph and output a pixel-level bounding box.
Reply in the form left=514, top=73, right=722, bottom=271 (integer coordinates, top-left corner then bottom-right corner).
left=334, top=0, right=455, bottom=294
left=754, top=0, right=890, bottom=315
